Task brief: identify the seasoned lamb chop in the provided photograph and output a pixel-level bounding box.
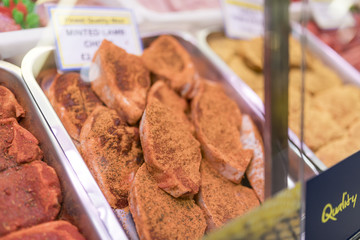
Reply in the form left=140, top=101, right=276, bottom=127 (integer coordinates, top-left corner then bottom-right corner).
left=0, top=86, right=24, bottom=120
left=196, top=160, right=260, bottom=232
left=0, top=161, right=62, bottom=236
left=147, top=80, right=193, bottom=133
left=0, top=221, right=85, bottom=240
left=240, top=114, right=265, bottom=202
left=80, top=106, right=143, bottom=209
left=140, top=98, right=201, bottom=198
left=0, top=118, right=43, bottom=171
left=90, top=39, right=151, bottom=125
left=48, top=72, right=102, bottom=143
left=191, top=81, right=253, bottom=184
left=142, top=35, right=200, bottom=98
left=128, top=165, right=206, bottom=240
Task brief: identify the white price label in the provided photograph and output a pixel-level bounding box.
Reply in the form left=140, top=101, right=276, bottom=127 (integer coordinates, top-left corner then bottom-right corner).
left=221, top=0, right=264, bottom=39
left=49, top=7, right=142, bottom=71
left=310, top=0, right=355, bottom=30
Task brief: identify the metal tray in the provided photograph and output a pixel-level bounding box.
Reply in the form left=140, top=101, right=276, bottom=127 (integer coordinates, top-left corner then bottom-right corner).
left=196, top=26, right=351, bottom=172
left=0, top=60, right=124, bottom=239
left=21, top=32, right=318, bottom=240
left=20, top=51, right=128, bottom=239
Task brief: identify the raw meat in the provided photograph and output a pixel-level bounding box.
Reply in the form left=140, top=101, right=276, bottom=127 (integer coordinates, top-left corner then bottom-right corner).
left=80, top=106, right=143, bottom=208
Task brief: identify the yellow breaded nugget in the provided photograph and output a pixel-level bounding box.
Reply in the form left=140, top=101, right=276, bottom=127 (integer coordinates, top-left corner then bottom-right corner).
left=314, top=85, right=360, bottom=129
left=208, top=33, right=241, bottom=63
left=311, top=58, right=343, bottom=83
left=348, top=120, right=360, bottom=145
left=289, top=69, right=342, bottom=95
left=228, top=55, right=263, bottom=91
left=238, top=36, right=313, bottom=72
left=288, top=85, right=312, bottom=115
left=316, top=137, right=359, bottom=168
left=238, top=37, right=263, bottom=72
left=288, top=37, right=316, bottom=68
left=289, top=105, right=343, bottom=151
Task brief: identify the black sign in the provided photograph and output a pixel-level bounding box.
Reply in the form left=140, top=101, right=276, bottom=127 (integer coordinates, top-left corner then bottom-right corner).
left=306, top=151, right=360, bottom=239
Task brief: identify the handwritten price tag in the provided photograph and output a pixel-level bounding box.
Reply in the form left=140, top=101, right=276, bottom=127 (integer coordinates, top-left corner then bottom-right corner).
left=49, top=7, right=142, bottom=71
left=220, top=0, right=264, bottom=39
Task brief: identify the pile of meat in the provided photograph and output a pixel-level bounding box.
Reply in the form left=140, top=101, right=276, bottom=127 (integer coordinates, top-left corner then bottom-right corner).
left=0, top=86, right=84, bottom=240
left=39, top=35, right=265, bottom=239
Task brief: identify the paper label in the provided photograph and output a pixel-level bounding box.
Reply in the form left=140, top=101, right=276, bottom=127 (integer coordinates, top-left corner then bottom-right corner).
left=49, top=7, right=142, bottom=71
left=310, top=0, right=355, bottom=30
left=221, top=0, right=264, bottom=39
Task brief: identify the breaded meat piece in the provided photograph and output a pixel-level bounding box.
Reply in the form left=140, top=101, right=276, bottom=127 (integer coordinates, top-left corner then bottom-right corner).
left=207, top=32, right=240, bottom=63
left=196, top=161, right=259, bottom=232
left=239, top=36, right=313, bottom=71
left=316, top=120, right=360, bottom=167
left=147, top=80, right=193, bottom=133
left=128, top=165, right=206, bottom=240
left=240, top=115, right=265, bottom=202
left=90, top=39, right=150, bottom=125
left=1, top=221, right=85, bottom=240
left=289, top=105, right=343, bottom=151
left=0, top=161, right=61, bottom=236
left=140, top=99, right=201, bottom=198
left=314, top=85, right=360, bottom=129
left=0, top=118, right=43, bottom=171
left=191, top=81, right=253, bottom=184
left=142, top=35, right=200, bottom=98
left=289, top=69, right=342, bottom=95
left=316, top=137, right=359, bottom=168
left=348, top=120, right=360, bottom=143
left=80, top=106, right=143, bottom=208
left=48, top=72, right=102, bottom=142
left=228, top=55, right=264, bottom=92
left=0, top=86, right=24, bottom=120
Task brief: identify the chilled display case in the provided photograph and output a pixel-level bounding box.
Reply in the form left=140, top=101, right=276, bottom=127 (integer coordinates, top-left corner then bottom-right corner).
left=0, top=0, right=359, bottom=239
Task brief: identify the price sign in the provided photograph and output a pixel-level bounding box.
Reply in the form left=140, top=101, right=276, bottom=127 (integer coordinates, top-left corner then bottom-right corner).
left=49, top=7, right=142, bottom=71
left=220, top=0, right=264, bottom=39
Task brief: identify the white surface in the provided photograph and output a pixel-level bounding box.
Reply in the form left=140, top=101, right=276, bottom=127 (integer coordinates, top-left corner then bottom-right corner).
left=0, top=28, right=45, bottom=65
left=119, top=0, right=223, bottom=33
left=310, top=0, right=355, bottom=30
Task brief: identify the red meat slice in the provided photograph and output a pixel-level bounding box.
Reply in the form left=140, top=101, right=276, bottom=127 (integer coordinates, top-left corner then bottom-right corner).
left=0, top=221, right=85, bottom=240
left=90, top=39, right=151, bottom=125
left=80, top=106, right=143, bottom=209
left=0, top=118, right=43, bottom=172
left=191, top=81, right=253, bottom=184
left=140, top=98, right=201, bottom=198
left=128, top=165, right=206, bottom=240
left=0, top=161, right=62, bottom=236
left=0, top=86, right=25, bottom=120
